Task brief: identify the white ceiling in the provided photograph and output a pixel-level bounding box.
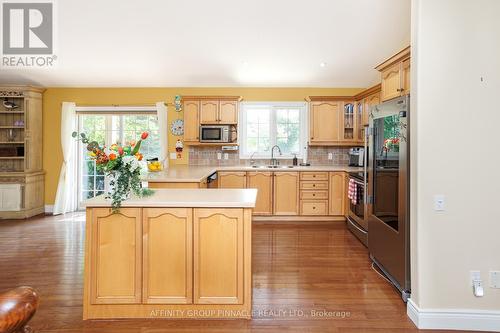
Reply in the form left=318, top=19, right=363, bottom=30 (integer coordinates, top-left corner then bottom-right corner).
left=0, top=0, right=411, bottom=88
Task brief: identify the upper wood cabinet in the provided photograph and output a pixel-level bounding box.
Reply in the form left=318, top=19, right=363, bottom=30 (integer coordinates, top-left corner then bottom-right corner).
left=273, top=172, right=299, bottom=215
left=199, top=98, right=239, bottom=125
left=183, top=100, right=200, bottom=142
left=363, top=91, right=381, bottom=126
left=89, top=208, right=142, bottom=304
left=246, top=172, right=273, bottom=215
left=309, top=101, right=341, bottom=144
left=219, top=100, right=238, bottom=124
left=218, top=171, right=247, bottom=188
left=142, top=208, right=192, bottom=304
left=309, top=98, right=360, bottom=146
left=375, top=46, right=411, bottom=102
left=193, top=208, right=244, bottom=304
left=200, top=100, right=219, bottom=124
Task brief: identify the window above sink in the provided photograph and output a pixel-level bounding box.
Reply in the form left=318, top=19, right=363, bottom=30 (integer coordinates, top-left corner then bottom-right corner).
left=239, top=102, right=308, bottom=160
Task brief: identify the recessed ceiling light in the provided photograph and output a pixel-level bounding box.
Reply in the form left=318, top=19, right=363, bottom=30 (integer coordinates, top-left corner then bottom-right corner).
left=319, top=62, right=327, bottom=68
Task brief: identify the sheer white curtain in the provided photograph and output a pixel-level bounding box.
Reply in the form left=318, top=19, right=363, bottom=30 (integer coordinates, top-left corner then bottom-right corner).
left=156, top=102, right=168, bottom=168
left=53, top=102, right=78, bottom=215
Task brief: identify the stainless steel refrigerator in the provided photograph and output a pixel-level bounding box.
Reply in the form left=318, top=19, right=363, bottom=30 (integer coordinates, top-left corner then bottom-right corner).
left=367, top=95, right=410, bottom=301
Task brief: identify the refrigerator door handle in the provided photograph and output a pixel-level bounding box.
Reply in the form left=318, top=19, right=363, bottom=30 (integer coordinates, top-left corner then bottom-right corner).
left=363, top=126, right=369, bottom=204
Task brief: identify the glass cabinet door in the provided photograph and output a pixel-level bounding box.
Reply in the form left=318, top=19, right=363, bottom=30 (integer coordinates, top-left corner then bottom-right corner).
left=343, top=103, right=354, bottom=140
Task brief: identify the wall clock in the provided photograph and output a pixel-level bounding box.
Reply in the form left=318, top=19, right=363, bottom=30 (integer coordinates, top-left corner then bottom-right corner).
left=170, top=119, right=184, bottom=136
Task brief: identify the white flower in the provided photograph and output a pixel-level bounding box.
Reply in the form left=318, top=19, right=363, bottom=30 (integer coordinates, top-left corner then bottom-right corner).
left=122, top=155, right=142, bottom=172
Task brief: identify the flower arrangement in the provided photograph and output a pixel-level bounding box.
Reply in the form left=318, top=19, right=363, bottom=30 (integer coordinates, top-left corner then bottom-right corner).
left=72, top=131, right=154, bottom=211
left=383, top=137, right=400, bottom=152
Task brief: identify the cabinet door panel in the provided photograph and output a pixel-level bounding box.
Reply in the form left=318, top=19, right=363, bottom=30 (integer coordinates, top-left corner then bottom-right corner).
left=90, top=208, right=142, bottom=304
left=247, top=172, right=273, bottom=215
left=143, top=208, right=193, bottom=304
left=193, top=208, right=244, bottom=304
left=218, top=172, right=247, bottom=188
left=200, top=100, right=219, bottom=124
left=273, top=172, right=299, bottom=215
left=184, top=100, right=200, bottom=142
left=364, top=93, right=380, bottom=126
left=402, top=58, right=410, bottom=95
left=310, top=102, right=340, bottom=144
left=381, top=62, right=402, bottom=102
left=219, top=100, right=238, bottom=124
left=329, top=172, right=345, bottom=216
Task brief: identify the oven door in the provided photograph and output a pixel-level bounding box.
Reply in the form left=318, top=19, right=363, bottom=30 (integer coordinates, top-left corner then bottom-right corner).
left=348, top=177, right=367, bottom=230
left=200, top=127, right=223, bottom=142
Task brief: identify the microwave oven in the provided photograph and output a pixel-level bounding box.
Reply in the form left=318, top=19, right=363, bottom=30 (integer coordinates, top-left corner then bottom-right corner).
left=199, top=125, right=231, bottom=143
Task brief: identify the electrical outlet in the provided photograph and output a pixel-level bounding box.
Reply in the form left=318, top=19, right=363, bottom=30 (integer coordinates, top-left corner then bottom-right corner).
left=434, top=195, right=445, bottom=211
left=470, top=270, right=481, bottom=285
left=217, top=152, right=222, bottom=160
left=490, top=271, right=500, bottom=288
left=169, top=152, right=177, bottom=160
left=328, top=152, right=333, bottom=160
left=223, top=153, right=229, bottom=160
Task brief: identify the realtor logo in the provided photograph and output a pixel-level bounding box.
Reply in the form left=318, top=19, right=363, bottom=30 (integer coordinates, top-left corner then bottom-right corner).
left=1, top=1, right=56, bottom=67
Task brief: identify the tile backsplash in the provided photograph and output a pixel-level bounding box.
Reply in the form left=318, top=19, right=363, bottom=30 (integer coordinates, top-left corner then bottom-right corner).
left=188, top=146, right=352, bottom=166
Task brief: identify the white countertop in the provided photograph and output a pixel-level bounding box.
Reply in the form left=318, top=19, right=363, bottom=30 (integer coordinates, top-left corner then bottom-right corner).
left=143, top=165, right=362, bottom=183
left=84, top=188, right=258, bottom=208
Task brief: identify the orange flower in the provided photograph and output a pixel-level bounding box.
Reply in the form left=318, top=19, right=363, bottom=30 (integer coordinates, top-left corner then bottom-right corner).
left=109, top=153, right=117, bottom=161
left=129, top=140, right=136, bottom=147
left=141, top=132, right=149, bottom=140
left=135, top=153, right=143, bottom=161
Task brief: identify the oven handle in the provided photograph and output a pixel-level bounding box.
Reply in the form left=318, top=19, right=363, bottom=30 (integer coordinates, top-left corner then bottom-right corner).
left=347, top=217, right=368, bottom=235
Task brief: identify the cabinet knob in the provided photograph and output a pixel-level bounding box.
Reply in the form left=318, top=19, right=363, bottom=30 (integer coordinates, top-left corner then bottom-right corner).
left=313, top=206, right=316, bottom=209
left=313, top=193, right=316, bottom=196
left=313, top=184, right=316, bottom=187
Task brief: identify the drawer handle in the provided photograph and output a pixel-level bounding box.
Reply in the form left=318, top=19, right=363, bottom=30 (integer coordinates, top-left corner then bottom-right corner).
left=313, top=206, right=316, bottom=209
left=313, top=193, right=316, bottom=196
left=313, top=184, right=316, bottom=187
left=313, top=175, right=316, bottom=178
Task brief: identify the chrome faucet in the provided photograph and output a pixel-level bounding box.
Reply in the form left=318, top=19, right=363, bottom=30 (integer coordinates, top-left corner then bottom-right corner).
left=270, top=145, right=282, bottom=166
left=250, top=152, right=257, bottom=166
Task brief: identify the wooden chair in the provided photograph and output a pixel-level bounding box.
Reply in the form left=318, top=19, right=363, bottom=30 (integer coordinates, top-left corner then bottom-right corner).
left=0, top=287, right=39, bottom=333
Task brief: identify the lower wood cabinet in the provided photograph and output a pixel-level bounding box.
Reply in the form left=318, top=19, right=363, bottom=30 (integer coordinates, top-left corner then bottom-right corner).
left=329, top=172, right=345, bottom=216
left=218, top=171, right=247, bottom=188
left=86, top=207, right=251, bottom=311
left=89, top=208, right=142, bottom=304
left=273, top=172, right=299, bottom=215
left=246, top=172, right=273, bottom=215
left=143, top=208, right=192, bottom=304
left=193, top=208, right=244, bottom=304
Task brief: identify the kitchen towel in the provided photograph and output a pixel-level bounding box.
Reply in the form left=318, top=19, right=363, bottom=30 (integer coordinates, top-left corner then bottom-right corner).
left=348, top=178, right=358, bottom=205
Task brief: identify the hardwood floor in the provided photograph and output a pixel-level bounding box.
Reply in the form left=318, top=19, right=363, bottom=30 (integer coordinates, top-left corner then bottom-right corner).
left=0, top=213, right=461, bottom=332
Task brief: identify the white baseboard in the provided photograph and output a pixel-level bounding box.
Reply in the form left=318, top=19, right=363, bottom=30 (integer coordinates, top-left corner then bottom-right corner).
left=44, top=205, right=54, bottom=214
left=407, top=299, right=500, bottom=332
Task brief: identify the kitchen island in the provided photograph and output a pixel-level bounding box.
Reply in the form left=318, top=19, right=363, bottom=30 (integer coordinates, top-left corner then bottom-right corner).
left=83, top=189, right=257, bottom=319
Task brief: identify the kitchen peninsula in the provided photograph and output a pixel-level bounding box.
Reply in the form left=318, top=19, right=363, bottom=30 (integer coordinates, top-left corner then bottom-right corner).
left=83, top=188, right=257, bottom=319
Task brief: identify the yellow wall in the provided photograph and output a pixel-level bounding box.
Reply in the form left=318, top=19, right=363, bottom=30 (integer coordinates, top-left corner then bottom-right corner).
left=43, top=87, right=363, bottom=204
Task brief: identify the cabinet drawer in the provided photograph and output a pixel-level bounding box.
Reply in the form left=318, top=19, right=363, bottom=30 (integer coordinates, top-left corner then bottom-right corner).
left=300, top=200, right=328, bottom=215
left=300, top=181, right=329, bottom=190
left=300, top=172, right=328, bottom=181
left=300, top=190, right=328, bottom=200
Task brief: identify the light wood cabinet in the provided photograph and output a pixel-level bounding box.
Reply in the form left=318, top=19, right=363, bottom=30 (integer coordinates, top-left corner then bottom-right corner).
left=273, top=172, right=299, bottom=215
left=183, top=100, right=200, bottom=142
left=193, top=208, right=244, bottom=304
left=219, top=171, right=247, bottom=188
left=376, top=46, right=411, bottom=102
left=0, top=86, right=45, bottom=219
left=200, top=99, right=239, bottom=125
left=89, top=208, right=142, bottom=304
left=219, top=100, right=238, bottom=124
left=309, top=101, right=341, bottom=144
left=200, top=100, right=219, bottom=124
left=246, top=171, right=273, bottom=215
left=329, top=172, right=345, bottom=216
left=143, top=208, right=192, bottom=304
left=363, top=92, right=381, bottom=126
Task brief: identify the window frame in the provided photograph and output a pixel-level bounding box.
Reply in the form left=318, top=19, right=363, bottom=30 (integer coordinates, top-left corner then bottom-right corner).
left=239, top=101, right=308, bottom=159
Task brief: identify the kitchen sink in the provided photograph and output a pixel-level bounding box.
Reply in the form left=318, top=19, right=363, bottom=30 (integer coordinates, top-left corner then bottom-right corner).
left=251, top=165, right=295, bottom=169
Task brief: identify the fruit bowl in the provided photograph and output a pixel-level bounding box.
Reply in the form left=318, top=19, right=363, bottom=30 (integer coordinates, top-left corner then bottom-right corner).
left=147, top=161, right=163, bottom=172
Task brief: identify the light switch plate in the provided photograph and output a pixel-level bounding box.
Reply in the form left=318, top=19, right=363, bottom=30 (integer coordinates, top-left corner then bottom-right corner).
left=169, top=152, right=177, bottom=160
left=490, top=271, right=500, bottom=288
left=470, top=270, right=481, bottom=286
left=223, top=153, right=229, bottom=160
left=217, top=152, right=222, bottom=160
left=328, top=153, right=333, bottom=160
